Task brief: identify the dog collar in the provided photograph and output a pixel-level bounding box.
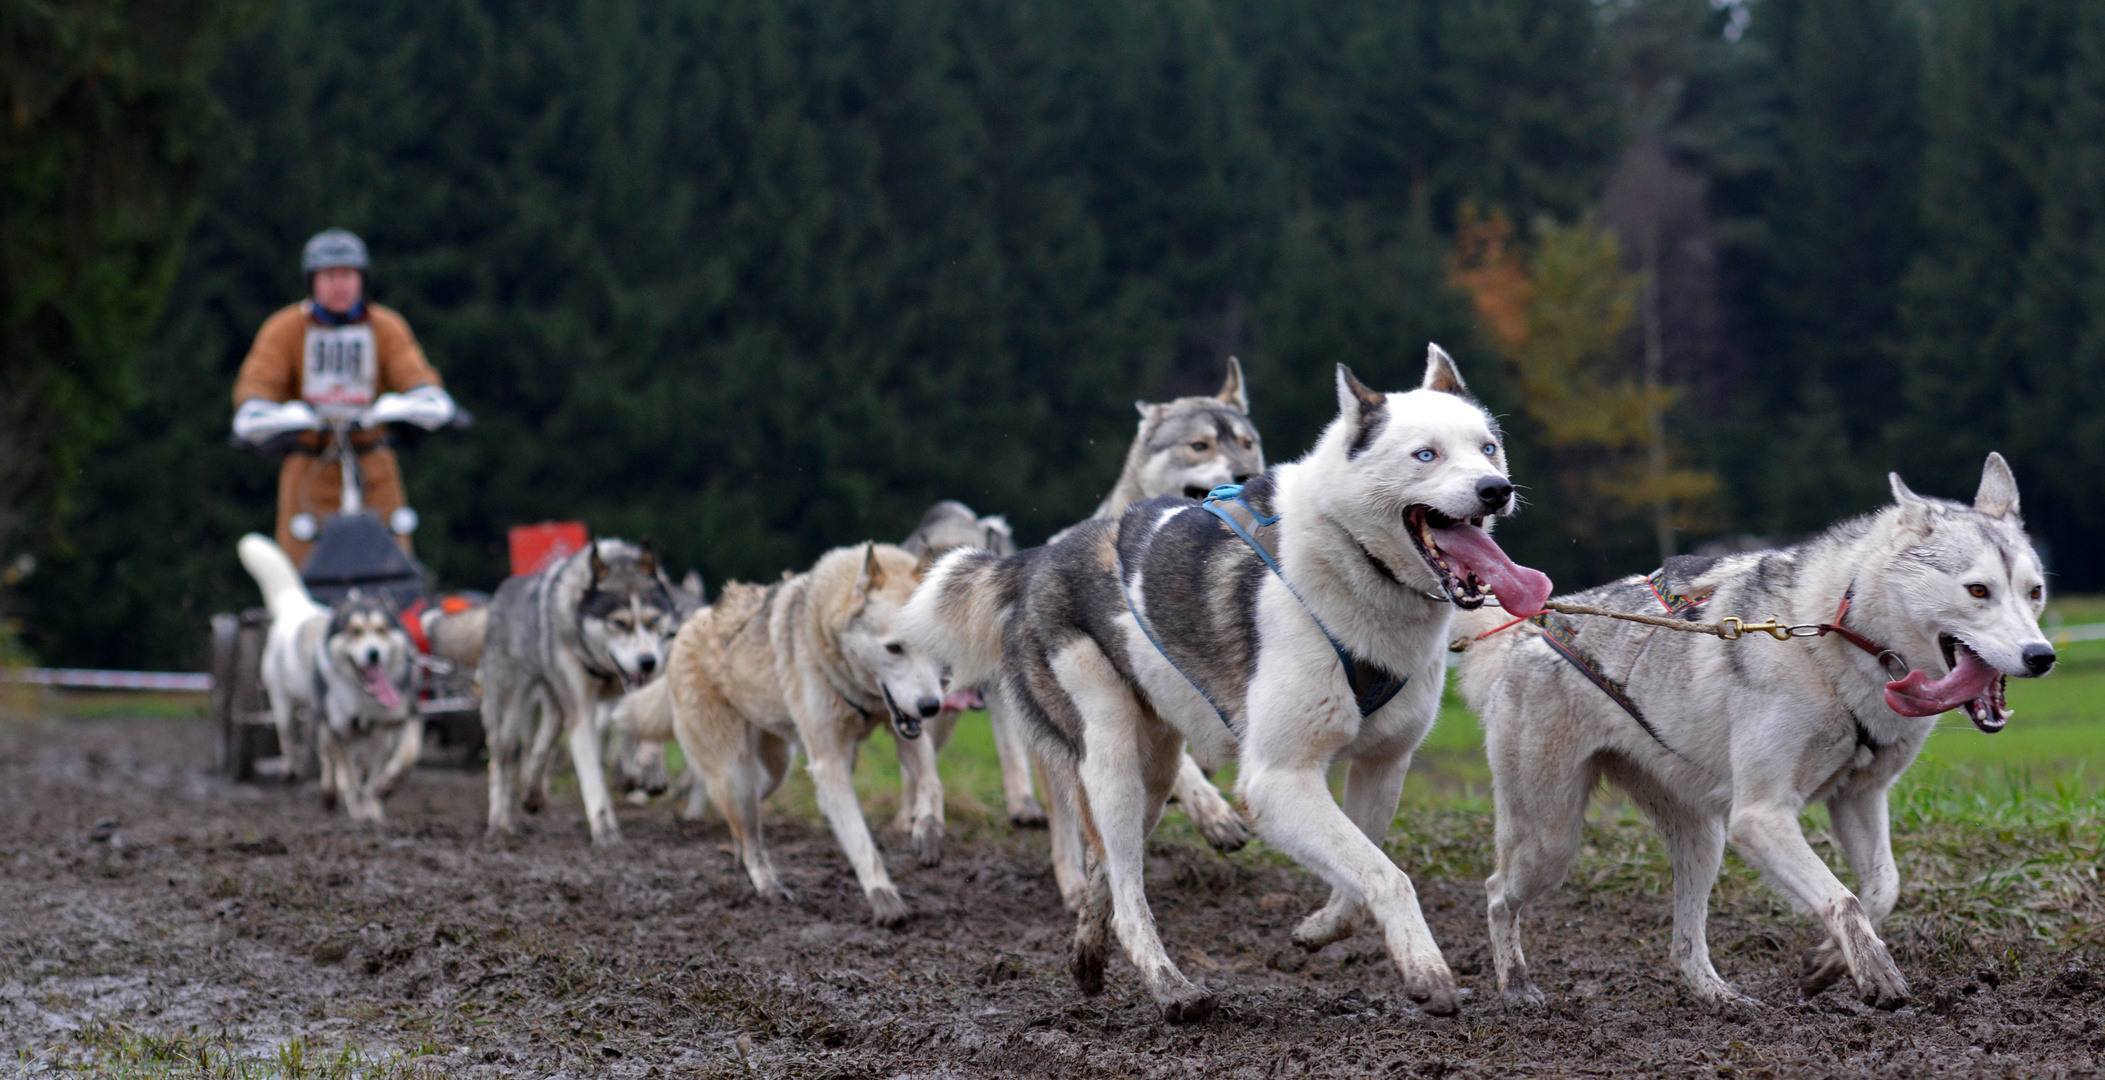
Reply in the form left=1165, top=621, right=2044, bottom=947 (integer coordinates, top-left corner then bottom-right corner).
left=1818, top=584, right=1910, bottom=681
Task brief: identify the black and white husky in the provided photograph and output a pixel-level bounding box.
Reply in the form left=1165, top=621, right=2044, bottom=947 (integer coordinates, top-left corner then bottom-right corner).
left=1457, top=453, right=2056, bottom=1010
left=901, top=348, right=1551, bottom=1021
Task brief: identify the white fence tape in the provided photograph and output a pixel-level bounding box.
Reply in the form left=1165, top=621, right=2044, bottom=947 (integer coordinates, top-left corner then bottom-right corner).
left=3, top=668, right=213, bottom=692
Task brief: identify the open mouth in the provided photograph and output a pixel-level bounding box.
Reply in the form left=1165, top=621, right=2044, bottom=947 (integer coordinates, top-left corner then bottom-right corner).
left=1882, top=635, right=2008, bottom=731
left=359, top=662, right=403, bottom=710
left=1403, top=505, right=1553, bottom=615
left=881, top=684, right=923, bottom=740
left=1184, top=485, right=1212, bottom=500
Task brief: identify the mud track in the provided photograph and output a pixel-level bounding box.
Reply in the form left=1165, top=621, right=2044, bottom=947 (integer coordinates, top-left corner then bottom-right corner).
left=4, top=718, right=2100, bottom=1077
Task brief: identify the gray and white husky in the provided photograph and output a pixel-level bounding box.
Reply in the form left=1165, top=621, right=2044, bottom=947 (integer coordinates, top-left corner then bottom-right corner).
left=902, top=348, right=1551, bottom=1021
left=481, top=539, right=682, bottom=844
left=1456, top=453, right=2056, bottom=1010
left=238, top=534, right=421, bottom=822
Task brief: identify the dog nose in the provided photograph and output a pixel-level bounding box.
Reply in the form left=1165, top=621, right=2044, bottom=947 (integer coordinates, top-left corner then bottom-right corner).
left=2022, top=643, right=2056, bottom=675
left=636, top=654, right=657, bottom=675
left=916, top=697, right=942, bottom=719
left=1232, top=472, right=1254, bottom=484
left=1476, top=476, right=1514, bottom=511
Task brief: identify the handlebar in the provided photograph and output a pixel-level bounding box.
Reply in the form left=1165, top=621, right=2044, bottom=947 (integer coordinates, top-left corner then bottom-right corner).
left=227, top=409, right=472, bottom=457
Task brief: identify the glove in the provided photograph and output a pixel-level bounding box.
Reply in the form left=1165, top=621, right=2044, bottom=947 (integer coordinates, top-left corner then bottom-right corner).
left=232, top=399, right=321, bottom=444
left=364, top=384, right=456, bottom=431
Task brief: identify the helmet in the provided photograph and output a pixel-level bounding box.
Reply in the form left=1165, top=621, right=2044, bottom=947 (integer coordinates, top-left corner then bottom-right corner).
left=300, top=228, right=369, bottom=273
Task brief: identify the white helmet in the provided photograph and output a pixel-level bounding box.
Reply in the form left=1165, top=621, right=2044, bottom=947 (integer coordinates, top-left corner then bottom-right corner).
left=300, top=228, right=369, bottom=273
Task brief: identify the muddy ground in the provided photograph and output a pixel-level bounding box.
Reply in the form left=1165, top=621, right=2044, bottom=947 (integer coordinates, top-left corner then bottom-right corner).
left=3, top=717, right=2100, bottom=1078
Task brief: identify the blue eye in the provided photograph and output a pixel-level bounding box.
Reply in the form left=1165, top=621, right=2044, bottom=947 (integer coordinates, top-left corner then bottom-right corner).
left=1483, top=443, right=1498, bottom=456
left=1414, top=448, right=1436, bottom=463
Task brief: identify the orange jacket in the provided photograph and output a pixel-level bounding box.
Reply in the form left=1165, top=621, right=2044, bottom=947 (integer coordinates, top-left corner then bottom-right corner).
left=233, top=301, right=442, bottom=449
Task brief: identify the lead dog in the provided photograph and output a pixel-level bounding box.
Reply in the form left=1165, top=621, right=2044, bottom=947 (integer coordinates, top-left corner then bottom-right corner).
left=237, top=534, right=420, bottom=822
left=1457, top=453, right=2055, bottom=1009
left=902, top=349, right=1551, bottom=1020
left=666, top=543, right=948, bottom=925
left=481, top=540, right=682, bottom=844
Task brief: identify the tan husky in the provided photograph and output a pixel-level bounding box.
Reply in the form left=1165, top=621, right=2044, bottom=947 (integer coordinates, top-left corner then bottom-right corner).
left=664, top=543, right=947, bottom=926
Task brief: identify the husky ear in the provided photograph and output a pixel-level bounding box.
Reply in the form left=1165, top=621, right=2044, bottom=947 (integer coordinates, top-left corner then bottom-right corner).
left=680, top=569, right=703, bottom=597
left=1216, top=356, right=1249, bottom=413
left=913, top=545, right=937, bottom=578
left=635, top=539, right=659, bottom=578
left=1889, top=473, right=1927, bottom=506
left=589, top=542, right=609, bottom=581
left=1335, top=364, right=1387, bottom=457
left=859, top=542, right=887, bottom=595
left=1973, top=452, right=2021, bottom=519
left=1134, top=400, right=1160, bottom=420
left=1420, top=343, right=1472, bottom=398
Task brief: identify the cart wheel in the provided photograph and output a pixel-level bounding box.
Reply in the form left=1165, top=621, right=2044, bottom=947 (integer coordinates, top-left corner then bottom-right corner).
left=222, top=608, right=276, bottom=782
left=210, top=613, right=241, bottom=776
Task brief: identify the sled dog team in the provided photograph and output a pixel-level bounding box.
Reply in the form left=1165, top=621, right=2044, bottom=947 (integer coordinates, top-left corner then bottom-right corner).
left=239, top=347, right=2058, bottom=1020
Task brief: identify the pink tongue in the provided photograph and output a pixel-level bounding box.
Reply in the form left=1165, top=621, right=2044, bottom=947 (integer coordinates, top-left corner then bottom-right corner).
left=1432, top=523, right=1553, bottom=617
left=362, top=665, right=402, bottom=710
left=1882, top=647, right=1997, bottom=718
left=941, top=688, right=985, bottom=713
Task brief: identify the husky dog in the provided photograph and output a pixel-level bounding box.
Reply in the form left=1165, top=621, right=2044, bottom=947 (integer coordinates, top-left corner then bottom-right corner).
left=481, top=540, right=681, bottom=844
left=665, top=543, right=947, bottom=926
left=1458, top=453, right=2055, bottom=1010
left=238, top=534, right=421, bottom=822
left=902, top=349, right=1551, bottom=1020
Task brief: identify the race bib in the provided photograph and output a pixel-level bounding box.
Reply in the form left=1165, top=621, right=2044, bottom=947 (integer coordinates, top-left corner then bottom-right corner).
left=301, top=323, right=379, bottom=416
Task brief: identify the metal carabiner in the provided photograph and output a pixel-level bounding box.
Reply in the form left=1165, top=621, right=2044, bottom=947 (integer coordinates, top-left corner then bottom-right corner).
left=1719, top=616, right=1793, bottom=641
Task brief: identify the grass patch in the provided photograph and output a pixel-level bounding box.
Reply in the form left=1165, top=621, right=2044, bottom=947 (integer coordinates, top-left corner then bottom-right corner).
left=16, top=1026, right=443, bottom=1079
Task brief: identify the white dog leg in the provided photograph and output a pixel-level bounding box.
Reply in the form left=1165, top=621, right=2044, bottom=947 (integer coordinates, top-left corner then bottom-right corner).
left=1799, top=783, right=1901, bottom=998
left=373, top=718, right=424, bottom=800
left=1293, top=750, right=1412, bottom=951
left=1167, top=752, right=1249, bottom=852
left=1243, top=760, right=1458, bottom=1015
left=1483, top=748, right=1591, bottom=1007
left=520, top=689, right=565, bottom=814
left=676, top=760, right=711, bottom=822
left=800, top=717, right=908, bottom=926
left=1652, top=808, right=1747, bottom=1006
left=1042, top=752, right=1089, bottom=911
left=567, top=714, right=623, bottom=845
left=985, top=689, right=1047, bottom=828
left=892, top=723, right=945, bottom=867
left=1728, top=799, right=1907, bottom=1009
left=1054, top=642, right=1213, bottom=1023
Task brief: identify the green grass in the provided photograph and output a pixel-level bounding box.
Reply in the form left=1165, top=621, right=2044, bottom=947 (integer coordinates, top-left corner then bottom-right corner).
left=15, top=1027, right=443, bottom=1079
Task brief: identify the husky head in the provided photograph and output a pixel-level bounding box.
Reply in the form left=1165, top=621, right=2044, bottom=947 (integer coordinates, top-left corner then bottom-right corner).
left=1127, top=358, right=1265, bottom=501
left=579, top=540, right=682, bottom=691
left=902, top=500, right=1018, bottom=559
left=830, top=543, right=947, bottom=739
left=1877, top=453, right=2054, bottom=732
left=1311, top=345, right=1553, bottom=616
left=326, top=590, right=414, bottom=718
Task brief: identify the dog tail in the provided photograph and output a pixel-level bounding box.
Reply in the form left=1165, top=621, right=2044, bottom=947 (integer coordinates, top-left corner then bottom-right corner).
left=899, top=547, right=1012, bottom=687
left=610, top=676, right=675, bottom=743
left=237, top=533, right=324, bottom=624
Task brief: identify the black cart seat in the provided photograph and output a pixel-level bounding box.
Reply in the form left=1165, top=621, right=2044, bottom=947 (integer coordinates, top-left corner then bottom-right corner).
left=300, top=512, right=428, bottom=611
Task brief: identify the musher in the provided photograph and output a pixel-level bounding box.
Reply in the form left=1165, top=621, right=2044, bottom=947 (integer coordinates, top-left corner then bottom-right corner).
left=230, top=229, right=457, bottom=564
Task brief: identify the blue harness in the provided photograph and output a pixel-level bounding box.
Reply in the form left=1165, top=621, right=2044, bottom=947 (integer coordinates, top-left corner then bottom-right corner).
left=1116, top=484, right=1407, bottom=731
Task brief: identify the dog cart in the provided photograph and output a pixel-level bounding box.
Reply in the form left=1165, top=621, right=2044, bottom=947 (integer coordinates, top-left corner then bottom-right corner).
left=211, top=412, right=484, bottom=781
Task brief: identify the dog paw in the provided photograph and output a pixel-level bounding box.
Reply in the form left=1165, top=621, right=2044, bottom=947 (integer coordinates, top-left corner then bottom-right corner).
left=1853, top=955, right=1910, bottom=1011
left=1070, top=940, right=1108, bottom=997
left=868, top=886, right=910, bottom=928
left=1190, top=805, right=1251, bottom=853
left=521, top=790, right=545, bottom=814
left=1008, top=797, right=1048, bottom=830
left=1798, top=940, right=1849, bottom=998
left=913, top=817, right=944, bottom=867
left=1290, top=902, right=1360, bottom=953
left=1404, top=970, right=1461, bottom=1017
left=1155, top=981, right=1216, bottom=1025
left=1501, top=981, right=1547, bottom=1010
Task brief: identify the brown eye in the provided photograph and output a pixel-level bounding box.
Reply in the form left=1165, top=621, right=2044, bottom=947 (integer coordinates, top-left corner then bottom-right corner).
left=885, top=642, right=904, bottom=655
left=1967, top=584, right=1989, bottom=599
left=2030, top=586, right=2043, bottom=601
left=1189, top=441, right=1209, bottom=452
left=1240, top=437, right=1254, bottom=450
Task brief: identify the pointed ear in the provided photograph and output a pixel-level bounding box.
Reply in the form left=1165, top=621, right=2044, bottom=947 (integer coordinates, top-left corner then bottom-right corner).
left=635, top=539, right=658, bottom=578
left=1420, top=343, right=1472, bottom=398
left=859, top=542, right=886, bottom=594
left=914, top=545, right=937, bottom=578
left=1134, top=401, right=1158, bottom=420
left=589, top=542, right=608, bottom=581
left=1974, top=452, right=2021, bottom=519
left=1335, top=364, right=1387, bottom=457
left=1216, top=356, right=1249, bottom=413
left=1889, top=473, right=1926, bottom=506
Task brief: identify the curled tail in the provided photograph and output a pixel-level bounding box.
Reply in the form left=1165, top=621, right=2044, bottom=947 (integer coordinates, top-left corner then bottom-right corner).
left=237, top=533, right=324, bottom=624
left=898, top=547, right=1012, bottom=687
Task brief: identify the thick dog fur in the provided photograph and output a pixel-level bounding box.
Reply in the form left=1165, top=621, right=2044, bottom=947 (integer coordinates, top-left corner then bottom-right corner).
left=1457, top=453, right=2056, bottom=1011
left=665, top=543, right=947, bottom=926
left=481, top=540, right=681, bottom=845
left=902, top=348, right=1526, bottom=1020
left=238, top=534, right=420, bottom=822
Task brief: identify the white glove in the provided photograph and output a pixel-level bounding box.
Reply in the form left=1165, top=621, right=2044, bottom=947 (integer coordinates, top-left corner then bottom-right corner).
left=364, top=385, right=456, bottom=430
left=232, top=399, right=321, bottom=444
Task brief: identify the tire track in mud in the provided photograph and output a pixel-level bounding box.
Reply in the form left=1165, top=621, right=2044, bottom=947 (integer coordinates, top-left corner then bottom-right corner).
left=3, top=718, right=2099, bottom=1077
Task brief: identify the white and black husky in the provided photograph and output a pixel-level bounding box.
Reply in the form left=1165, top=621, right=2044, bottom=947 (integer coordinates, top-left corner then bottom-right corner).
left=1457, top=453, right=2056, bottom=1011
left=238, top=534, right=420, bottom=822
left=901, top=348, right=1552, bottom=1021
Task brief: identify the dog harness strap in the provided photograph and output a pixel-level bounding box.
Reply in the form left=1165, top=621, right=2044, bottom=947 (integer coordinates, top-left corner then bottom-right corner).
left=1202, top=486, right=1406, bottom=718
left=1114, top=547, right=1237, bottom=732
left=1816, top=584, right=1910, bottom=680
left=1529, top=611, right=1712, bottom=776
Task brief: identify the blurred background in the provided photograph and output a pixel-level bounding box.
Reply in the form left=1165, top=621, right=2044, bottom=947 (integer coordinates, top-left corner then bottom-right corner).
left=6, top=0, right=2104, bottom=671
